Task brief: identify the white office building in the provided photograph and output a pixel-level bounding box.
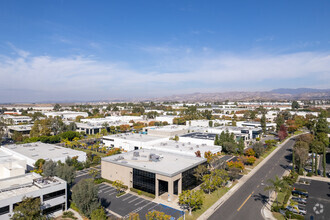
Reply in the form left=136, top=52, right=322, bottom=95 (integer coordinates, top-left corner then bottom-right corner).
left=1, top=142, right=86, bottom=170
left=0, top=173, right=67, bottom=219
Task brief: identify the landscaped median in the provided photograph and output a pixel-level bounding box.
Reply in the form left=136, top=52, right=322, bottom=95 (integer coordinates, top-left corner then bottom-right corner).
left=185, top=182, right=236, bottom=220
left=197, top=132, right=307, bottom=220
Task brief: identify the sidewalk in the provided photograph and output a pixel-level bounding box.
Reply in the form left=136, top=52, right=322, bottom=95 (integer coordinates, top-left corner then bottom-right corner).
left=198, top=133, right=306, bottom=220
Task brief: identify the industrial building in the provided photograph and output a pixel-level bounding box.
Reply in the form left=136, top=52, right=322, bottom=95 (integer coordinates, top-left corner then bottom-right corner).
left=1, top=142, right=86, bottom=170
left=103, top=133, right=167, bottom=151
left=0, top=149, right=26, bottom=179
left=0, top=173, right=67, bottom=219
left=101, top=149, right=206, bottom=201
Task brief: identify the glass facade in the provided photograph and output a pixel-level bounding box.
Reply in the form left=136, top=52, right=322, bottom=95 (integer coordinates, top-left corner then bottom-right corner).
left=173, top=179, right=179, bottom=195
left=43, top=189, right=66, bottom=201
left=0, top=206, right=9, bottom=216
left=42, top=203, right=65, bottom=215
left=133, top=168, right=155, bottom=194
left=182, top=167, right=198, bottom=190
left=158, top=180, right=168, bottom=196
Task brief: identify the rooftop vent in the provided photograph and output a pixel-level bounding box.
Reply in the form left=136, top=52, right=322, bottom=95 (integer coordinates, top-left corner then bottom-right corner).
left=149, top=153, right=160, bottom=162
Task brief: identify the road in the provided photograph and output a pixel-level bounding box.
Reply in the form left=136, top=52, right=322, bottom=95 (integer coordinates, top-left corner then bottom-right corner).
left=209, top=138, right=296, bottom=220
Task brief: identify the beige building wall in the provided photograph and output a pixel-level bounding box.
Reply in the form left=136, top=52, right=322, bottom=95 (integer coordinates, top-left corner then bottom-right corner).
left=101, top=161, right=133, bottom=188
left=156, top=173, right=182, bottom=201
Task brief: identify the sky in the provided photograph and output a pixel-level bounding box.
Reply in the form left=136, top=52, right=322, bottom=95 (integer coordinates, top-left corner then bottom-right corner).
left=0, top=0, right=330, bottom=103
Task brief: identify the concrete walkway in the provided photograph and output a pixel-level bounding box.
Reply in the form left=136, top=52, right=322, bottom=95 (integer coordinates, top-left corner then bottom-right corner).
left=198, top=133, right=306, bottom=220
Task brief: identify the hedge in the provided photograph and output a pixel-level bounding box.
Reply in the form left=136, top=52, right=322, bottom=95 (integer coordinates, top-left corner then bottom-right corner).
left=130, top=188, right=155, bottom=198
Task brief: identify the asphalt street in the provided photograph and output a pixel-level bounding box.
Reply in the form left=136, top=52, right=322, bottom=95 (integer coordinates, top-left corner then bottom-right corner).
left=209, top=138, right=296, bottom=220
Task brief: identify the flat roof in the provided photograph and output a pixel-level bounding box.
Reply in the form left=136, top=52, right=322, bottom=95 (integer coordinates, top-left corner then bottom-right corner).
left=102, top=149, right=206, bottom=177
left=2, top=142, right=86, bottom=161
left=147, top=125, right=189, bottom=132
left=7, top=125, right=33, bottom=131
left=103, top=133, right=164, bottom=142
left=147, top=140, right=221, bottom=156
left=0, top=173, right=65, bottom=200
left=181, top=132, right=217, bottom=140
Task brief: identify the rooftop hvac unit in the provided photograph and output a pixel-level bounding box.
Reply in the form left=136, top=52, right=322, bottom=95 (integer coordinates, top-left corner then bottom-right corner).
left=149, top=153, right=160, bottom=162
left=190, top=147, right=193, bottom=150
left=133, top=151, right=140, bottom=157
left=196, top=145, right=199, bottom=148
left=176, top=145, right=179, bottom=148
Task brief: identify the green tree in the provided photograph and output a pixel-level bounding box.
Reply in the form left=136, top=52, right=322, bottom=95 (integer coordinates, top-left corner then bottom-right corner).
left=323, top=145, right=326, bottom=177
left=145, top=211, right=171, bottom=220
left=193, top=164, right=208, bottom=182
left=293, top=141, right=309, bottom=174
left=291, top=101, right=300, bottom=109
left=43, top=160, right=57, bottom=177
left=34, top=159, right=46, bottom=172
left=310, top=140, right=324, bottom=175
left=72, top=179, right=100, bottom=217
left=179, top=190, right=204, bottom=215
left=264, top=176, right=285, bottom=207
left=237, top=138, right=245, bottom=155
left=129, top=213, right=140, bottom=220
left=11, top=197, right=45, bottom=220
left=53, top=103, right=61, bottom=111
left=260, top=113, right=266, bottom=134
left=252, top=142, right=265, bottom=158
left=90, top=207, right=107, bottom=220
left=56, top=164, right=76, bottom=186
left=113, top=180, right=125, bottom=194
left=12, top=131, right=23, bottom=142
left=209, top=120, right=213, bottom=127
left=275, top=114, right=285, bottom=132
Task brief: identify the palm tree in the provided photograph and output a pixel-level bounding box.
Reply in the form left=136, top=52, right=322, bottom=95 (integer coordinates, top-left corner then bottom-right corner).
left=264, top=175, right=285, bottom=207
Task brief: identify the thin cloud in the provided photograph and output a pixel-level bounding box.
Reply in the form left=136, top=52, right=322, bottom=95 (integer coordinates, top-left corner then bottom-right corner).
left=0, top=47, right=329, bottom=102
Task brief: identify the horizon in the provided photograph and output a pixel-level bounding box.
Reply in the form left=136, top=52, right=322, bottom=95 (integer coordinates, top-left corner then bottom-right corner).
left=1, top=0, right=330, bottom=103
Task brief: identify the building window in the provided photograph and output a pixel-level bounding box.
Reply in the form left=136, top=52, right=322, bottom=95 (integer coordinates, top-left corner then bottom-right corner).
left=0, top=206, right=9, bottom=215
left=182, top=167, right=198, bottom=190
left=173, top=179, right=179, bottom=195
left=42, top=203, right=65, bottom=215
left=133, top=168, right=155, bottom=194
left=43, top=189, right=66, bottom=201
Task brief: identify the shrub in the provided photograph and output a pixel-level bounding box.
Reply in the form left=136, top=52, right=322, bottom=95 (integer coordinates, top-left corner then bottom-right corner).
left=307, top=172, right=313, bottom=177
left=245, top=148, right=255, bottom=157
left=62, top=211, right=77, bottom=220
left=246, top=156, right=256, bottom=165
left=227, top=161, right=244, bottom=171
left=130, top=188, right=155, bottom=198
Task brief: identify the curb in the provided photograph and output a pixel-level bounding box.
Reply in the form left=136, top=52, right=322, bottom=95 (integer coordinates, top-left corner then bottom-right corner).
left=198, top=133, right=306, bottom=220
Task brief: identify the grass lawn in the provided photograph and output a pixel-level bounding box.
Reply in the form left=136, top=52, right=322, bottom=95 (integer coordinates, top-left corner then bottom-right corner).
left=185, top=184, right=235, bottom=220
left=272, top=212, right=286, bottom=220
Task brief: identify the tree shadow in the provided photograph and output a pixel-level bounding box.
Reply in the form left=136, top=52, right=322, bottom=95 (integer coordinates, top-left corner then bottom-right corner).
left=252, top=193, right=269, bottom=205
left=100, top=198, right=111, bottom=208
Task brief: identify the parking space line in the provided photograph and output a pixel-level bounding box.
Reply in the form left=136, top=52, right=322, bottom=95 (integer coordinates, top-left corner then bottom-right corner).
left=103, top=188, right=115, bottom=194
left=128, top=197, right=141, bottom=204
left=122, top=194, right=135, bottom=201
left=108, top=191, right=117, bottom=196
left=135, top=199, right=146, bottom=206
left=98, top=184, right=109, bottom=189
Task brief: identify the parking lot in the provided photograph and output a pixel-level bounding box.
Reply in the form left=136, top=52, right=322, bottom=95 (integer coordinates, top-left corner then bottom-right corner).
left=98, top=183, right=184, bottom=219
left=294, top=179, right=330, bottom=220
left=74, top=166, right=101, bottom=184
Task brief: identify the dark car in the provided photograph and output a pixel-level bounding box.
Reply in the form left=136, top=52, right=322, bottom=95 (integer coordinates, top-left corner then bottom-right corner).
left=292, top=190, right=309, bottom=198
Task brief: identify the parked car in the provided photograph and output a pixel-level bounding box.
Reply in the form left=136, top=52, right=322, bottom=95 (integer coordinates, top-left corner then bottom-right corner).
left=292, top=190, right=309, bottom=198
left=292, top=197, right=307, bottom=204
left=286, top=205, right=306, bottom=215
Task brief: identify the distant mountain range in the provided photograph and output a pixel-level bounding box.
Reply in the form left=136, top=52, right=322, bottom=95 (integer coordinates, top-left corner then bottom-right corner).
left=148, top=88, right=330, bottom=102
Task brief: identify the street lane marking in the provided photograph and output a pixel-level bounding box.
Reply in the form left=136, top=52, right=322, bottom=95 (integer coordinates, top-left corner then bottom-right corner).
left=237, top=191, right=254, bottom=212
